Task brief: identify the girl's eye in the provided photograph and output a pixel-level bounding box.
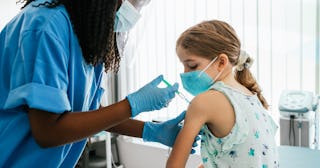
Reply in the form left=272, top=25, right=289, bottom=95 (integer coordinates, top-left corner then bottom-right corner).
left=189, top=64, right=198, bottom=70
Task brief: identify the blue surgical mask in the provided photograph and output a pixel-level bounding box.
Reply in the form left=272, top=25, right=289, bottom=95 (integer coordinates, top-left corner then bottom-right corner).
left=180, top=57, right=222, bottom=96
left=114, top=1, right=141, bottom=32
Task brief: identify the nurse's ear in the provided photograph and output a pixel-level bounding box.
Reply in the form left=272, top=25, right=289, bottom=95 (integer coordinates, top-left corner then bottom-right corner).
left=216, top=53, right=229, bottom=71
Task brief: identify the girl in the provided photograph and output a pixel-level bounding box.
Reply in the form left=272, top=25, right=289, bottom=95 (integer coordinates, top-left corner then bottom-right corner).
left=166, top=20, right=279, bottom=168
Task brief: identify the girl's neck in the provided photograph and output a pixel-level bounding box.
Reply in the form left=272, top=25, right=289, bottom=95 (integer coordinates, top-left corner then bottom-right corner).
left=220, top=72, right=237, bottom=87
left=220, top=71, right=253, bottom=95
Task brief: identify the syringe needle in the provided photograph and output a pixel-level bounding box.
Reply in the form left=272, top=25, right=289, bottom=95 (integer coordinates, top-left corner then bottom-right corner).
left=177, top=92, right=191, bottom=104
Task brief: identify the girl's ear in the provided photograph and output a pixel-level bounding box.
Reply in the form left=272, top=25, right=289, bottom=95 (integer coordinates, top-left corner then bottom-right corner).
left=217, top=53, right=229, bottom=71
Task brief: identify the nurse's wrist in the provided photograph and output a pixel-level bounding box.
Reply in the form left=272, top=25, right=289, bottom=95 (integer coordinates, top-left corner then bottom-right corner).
left=111, top=98, right=133, bottom=119
left=126, top=94, right=139, bottom=117
left=142, top=121, right=154, bottom=142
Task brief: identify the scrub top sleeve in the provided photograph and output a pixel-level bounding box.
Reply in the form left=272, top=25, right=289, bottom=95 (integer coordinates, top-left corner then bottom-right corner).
left=89, top=87, right=105, bottom=110
left=4, top=30, right=71, bottom=113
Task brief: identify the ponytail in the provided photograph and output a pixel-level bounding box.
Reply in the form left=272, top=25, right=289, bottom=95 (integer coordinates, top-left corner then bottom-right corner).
left=235, top=52, right=269, bottom=109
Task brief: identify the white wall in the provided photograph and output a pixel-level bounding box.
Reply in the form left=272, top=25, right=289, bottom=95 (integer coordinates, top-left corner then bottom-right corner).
left=0, top=0, right=21, bottom=30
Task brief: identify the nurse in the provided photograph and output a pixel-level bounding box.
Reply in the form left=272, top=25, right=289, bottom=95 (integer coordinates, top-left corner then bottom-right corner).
left=0, top=0, right=189, bottom=167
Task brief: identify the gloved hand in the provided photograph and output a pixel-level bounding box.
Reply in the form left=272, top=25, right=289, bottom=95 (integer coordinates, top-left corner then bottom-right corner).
left=127, top=0, right=151, bottom=11
left=127, top=75, right=178, bottom=117
left=142, top=111, right=201, bottom=154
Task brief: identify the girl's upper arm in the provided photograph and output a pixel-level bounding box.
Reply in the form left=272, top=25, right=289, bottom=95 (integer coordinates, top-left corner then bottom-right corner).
left=166, top=92, right=218, bottom=168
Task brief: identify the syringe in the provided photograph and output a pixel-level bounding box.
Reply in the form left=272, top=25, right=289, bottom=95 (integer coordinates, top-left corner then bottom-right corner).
left=162, top=79, right=191, bottom=104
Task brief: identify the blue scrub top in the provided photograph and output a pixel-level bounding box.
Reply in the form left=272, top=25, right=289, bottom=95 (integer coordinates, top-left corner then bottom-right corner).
left=0, top=1, right=105, bottom=167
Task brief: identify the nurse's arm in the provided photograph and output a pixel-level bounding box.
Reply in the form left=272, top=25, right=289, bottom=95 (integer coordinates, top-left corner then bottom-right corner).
left=28, top=99, right=133, bottom=148
left=106, top=119, right=144, bottom=138
left=99, top=105, right=144, bottom=138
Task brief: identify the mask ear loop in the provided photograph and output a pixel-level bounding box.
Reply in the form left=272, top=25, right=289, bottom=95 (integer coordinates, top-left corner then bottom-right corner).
left=212, top=56, right=225, bottom=81
left=198, top=56, right=218, bottom=77
left=213, top=69, right=223, bottom=81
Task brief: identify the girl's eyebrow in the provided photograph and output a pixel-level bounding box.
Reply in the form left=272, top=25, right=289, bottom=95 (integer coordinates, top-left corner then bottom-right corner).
left=183, top=59, right=196, bottom=63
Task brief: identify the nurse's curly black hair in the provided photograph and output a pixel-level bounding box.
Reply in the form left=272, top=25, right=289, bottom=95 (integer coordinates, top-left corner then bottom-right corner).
left=19, top=0, right=121, bottom=73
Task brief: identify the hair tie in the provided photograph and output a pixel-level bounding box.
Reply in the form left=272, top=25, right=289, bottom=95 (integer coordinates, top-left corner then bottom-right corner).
left=235, top=50, right=254, bottom=71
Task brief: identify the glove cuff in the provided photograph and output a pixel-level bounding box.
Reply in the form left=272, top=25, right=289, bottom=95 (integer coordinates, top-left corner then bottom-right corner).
left=142, top=121, right=154, bottom=142
left=126, top=94, right=138, bottom=117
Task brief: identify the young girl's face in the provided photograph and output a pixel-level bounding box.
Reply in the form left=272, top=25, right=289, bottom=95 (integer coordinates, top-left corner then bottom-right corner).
left=176, top=46, right=218, bottom=77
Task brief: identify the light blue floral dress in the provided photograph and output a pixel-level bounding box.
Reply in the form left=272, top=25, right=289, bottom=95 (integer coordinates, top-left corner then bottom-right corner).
left=200, top=82, right=279, bottom=168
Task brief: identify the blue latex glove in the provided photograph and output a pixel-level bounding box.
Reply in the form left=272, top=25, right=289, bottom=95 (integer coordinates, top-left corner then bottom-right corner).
left=127, top=75, right=178, bottom=117
left=142, top=111, right=200, bottom=154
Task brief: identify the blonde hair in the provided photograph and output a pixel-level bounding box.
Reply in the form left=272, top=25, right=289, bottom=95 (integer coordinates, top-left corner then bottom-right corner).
left=176, top=20, right=268, bottom=109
